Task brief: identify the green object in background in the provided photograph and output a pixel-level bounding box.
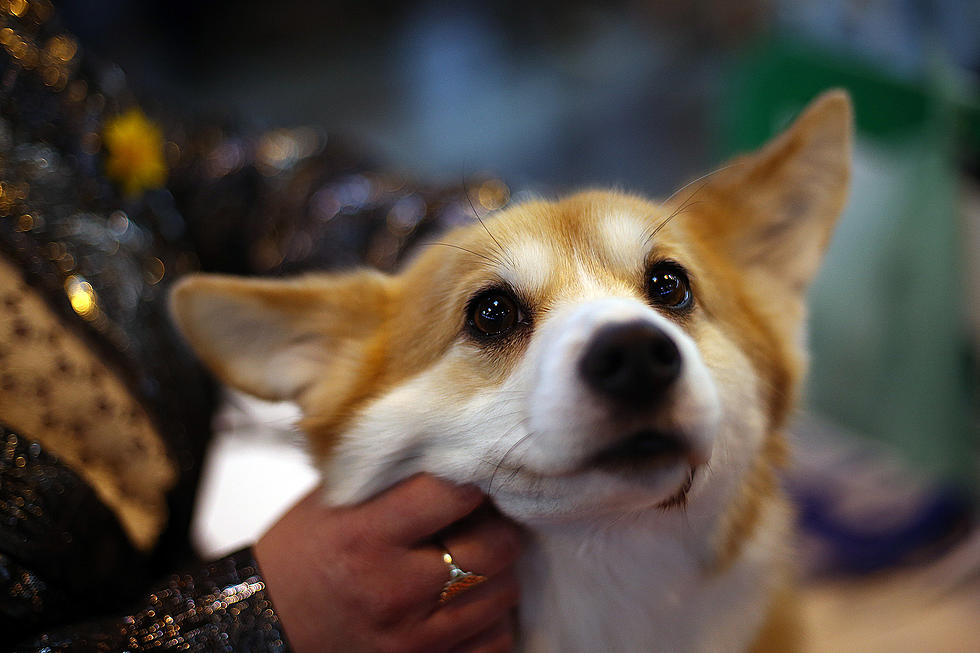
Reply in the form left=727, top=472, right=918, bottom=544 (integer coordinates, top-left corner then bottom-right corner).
left=721, top=39, right=977, bottom=483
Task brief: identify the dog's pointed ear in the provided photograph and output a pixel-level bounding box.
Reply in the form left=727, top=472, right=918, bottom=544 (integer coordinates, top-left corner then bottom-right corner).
left=170, top=271, right=391, bottom=402
left=696, top=90, right=852, bottom=293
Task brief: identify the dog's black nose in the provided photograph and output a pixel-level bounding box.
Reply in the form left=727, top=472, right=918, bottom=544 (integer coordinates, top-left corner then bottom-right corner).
left=579, top=321, right=681, bottom=408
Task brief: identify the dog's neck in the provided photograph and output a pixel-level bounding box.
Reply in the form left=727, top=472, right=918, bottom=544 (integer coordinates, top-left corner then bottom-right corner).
left=515, top=497, right=785, bottom=653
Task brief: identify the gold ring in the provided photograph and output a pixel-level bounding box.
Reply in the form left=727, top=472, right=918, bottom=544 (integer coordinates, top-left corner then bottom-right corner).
left=438, top=550, right=487, bottom=605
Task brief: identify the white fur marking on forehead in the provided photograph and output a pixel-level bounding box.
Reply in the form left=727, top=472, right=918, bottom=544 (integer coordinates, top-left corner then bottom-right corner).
left=598, top=211, right=650, bottom=272
left=573, top=259, right=614, bottom=300
left=499, top=239, right=553, bottom=295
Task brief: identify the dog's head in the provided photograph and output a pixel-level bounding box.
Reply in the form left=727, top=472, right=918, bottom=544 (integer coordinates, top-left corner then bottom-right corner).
left=172, top=92, right=850, bottom=526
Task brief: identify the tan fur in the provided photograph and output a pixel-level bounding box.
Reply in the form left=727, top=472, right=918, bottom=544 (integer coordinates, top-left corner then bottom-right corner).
left=171, top=90, right=852, bottom=653
left=748, top=581, right=804, bottom=653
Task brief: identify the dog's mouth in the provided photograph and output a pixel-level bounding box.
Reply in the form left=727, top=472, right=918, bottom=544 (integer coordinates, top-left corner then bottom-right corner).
left=590, top=429, right=696, bottom=508
left=486, top=428, right=701, bottom=512
left=591, top=429, right=689, bottom=470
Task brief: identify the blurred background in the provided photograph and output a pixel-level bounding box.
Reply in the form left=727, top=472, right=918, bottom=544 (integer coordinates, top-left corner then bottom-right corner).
left=55, top=1, right=980, bottom=650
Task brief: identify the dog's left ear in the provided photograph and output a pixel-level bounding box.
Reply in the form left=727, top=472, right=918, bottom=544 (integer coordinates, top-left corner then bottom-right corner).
left=170, top=271, right=391, bottom=404
left=696, top=90, right=852, bottom=294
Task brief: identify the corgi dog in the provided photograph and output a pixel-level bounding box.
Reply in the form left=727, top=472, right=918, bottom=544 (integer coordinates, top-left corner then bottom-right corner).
left=172, top=90, right=851, bottom=653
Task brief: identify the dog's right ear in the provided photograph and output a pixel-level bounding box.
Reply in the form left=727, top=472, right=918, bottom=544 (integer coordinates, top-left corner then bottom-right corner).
left=170, top=271, right=391, bottom=403
left=691, top=90, right=852, bottom=295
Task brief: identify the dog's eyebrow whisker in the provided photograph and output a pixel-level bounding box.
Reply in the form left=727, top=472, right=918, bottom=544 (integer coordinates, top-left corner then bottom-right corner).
left=462, top=176, right=511, bottom=268
left=645, top=200, right=705, bottom=245
left=658, top=162, right=739, bottom=208
left=646, top=199, right=707, bottom=245
left=644, top=162, right=742, bottom=247
left=644, top=183, right=709, bottom=246
left=424, top=241, right=499, bottom=266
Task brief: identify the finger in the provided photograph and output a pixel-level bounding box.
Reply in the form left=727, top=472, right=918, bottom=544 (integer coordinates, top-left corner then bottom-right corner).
left=448, top=618, right=516, bottom=653
left=419, top=572, right=520, bottom=650
left=378, top=544, right=515, bottom=625
left=439, top=509, right=524, bottom=580
left=365, top=473, right=485, bottom=545
left=377, top=546, right=476, bottom=616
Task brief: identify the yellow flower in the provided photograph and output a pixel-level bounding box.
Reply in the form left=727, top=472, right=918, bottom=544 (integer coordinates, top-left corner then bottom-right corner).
left=103, top=108, right=167, bottom=197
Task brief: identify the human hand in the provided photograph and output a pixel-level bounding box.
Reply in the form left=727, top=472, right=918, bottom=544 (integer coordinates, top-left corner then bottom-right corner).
left=255, top=474, right=524, bottom=653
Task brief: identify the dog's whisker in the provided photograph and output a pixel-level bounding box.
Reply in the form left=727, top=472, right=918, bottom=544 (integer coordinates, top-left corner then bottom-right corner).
left=487, top=392, right=524, bottom=401
left=424, top=241, right=499, bottom=266
left=488, top=429, right=535, bottom=496
left=479, top=416, right=531, bottom=477
left=462, top=176, right=511, bottom=268
left=646, top=200, right=707, bottom=244
left=658, top=162, right=739, bottom=208
left=645, top=189, right=708, bottom=246
left=476, top=455, right=516, bottom=471
left=504, top=464, right=525, bottom=483
left=643, top=162, right=741, bottom=247
left=482, top=416, right=529, bottom=451
left=603, top=508, right=636, bottom=531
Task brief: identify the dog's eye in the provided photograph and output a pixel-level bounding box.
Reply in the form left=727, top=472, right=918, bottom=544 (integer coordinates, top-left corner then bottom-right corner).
left=469, top=291, right=521, bottom=337
left=646, top=264, right=692, bottom=310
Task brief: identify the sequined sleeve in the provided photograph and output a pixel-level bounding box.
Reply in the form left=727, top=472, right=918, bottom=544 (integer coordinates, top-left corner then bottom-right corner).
left=1, top=427, right=290, bottom=652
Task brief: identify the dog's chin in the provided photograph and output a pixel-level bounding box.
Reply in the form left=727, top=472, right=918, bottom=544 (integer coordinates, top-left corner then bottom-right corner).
left=490, top=452, right=698, bottom=524
left=482, top=426, right=710, bottom=523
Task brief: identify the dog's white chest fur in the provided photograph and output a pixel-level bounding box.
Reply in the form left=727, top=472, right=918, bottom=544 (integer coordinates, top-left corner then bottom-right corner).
left=517, top=510, right=780, bottom=653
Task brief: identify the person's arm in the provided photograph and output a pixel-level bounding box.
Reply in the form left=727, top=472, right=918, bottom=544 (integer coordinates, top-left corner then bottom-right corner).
left=0, top=425, right=288, bottom=652
left=2, top=425, right=523, bottom=653
left=7, top=550, right=290, bottom=652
